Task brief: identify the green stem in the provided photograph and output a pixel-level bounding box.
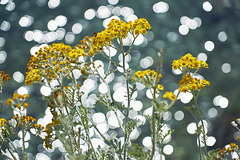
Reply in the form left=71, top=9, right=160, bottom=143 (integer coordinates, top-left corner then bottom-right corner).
left=6, top=138, right=20, bottom=156
left=0, top=86, right=3, bottom=112
left=75, top=107, right=111, bottom=157
left=4, top=142, right=17, bottom=160
left=197, top=124, right=202, bottom=160
left=150, top=49, right=163, bottom=160
left=120, top=39, right=131, bottom=160
left=56, top=79, right=77, bottom=154
left=0, top=135, right=17, bottom=160
left=82, top=108, right=98, bottom=159
left=86, top=129, right=98, bottom=159
left=21, top=129, right=27, bottom=160
left=193, top=112, right=202, bottom=160
left=192, top=91, right=207, bottom=158
left=193, top=92, right=207, bottom=158
left=100, top=51, right=122, bottom=67
left=91, top=57, right=113, bottom=103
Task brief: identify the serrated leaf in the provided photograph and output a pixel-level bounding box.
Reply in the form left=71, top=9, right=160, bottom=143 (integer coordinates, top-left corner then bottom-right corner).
left=153, top=99, right=168, bottom=112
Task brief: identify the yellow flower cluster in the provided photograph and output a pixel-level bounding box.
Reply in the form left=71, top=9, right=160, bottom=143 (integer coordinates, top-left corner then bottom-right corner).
left=0, top=71, right=10, bottom=86
left=25, top=43, right=86, bottom=86
left=179, top=74, right=210, bottom=93
left=0, top=118, right=7, bottom=134
left=172, top=53, right=208, bottom=70
left=75, top=36, right=92, bottom=53
left=132, top=69, right=163, bottom=89
left=44, top=119, right=61, bottom=149
left=88, top=18, right=151, bottom=56
left=0, top=118, right=7, bottom=127
left=31, top=123, right=44, bottom=129
left=163, top=91, right=177, bottom=101
left=13, top=114, right=36, bottom=127
left=171, top=53, right=210, bottom=93
left=216, top=143, right=239, bottom=159
left=6, top=93, right=30, bottom=109
left=131, top=18, right=151, bottom=35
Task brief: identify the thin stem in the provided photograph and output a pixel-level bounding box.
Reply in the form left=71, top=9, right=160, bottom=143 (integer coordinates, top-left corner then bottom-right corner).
left=120, top=37, right=132, bottom=160
left=0, top=135, right=17, bottom=160
left=86, top=128, right=98, bottom=159
left=100, top=51, right=122, bottom=67
left=193, top=91, right=207, bottom=158
left=108, top=44, right=122, bottom=52
left=21, top=129, right=27, bottom=160
left=193, top=112, right=202, bottom=160
left=4, top=142, right=17, bottom=160
left=82, top=108, right=98, bottom=159
left=75, top=108, right=108, bottom=143
left=90, top=55, right=124, bottom=137
left=0, top=86, right=3, bottom=112
left=124, top=35, right=138, bottom=56
left=91, top=56, right=113, bottom=103
left=57, top=79, right=70, bottom=116
left=56, top=79, right=77, bottom=154
left=106, top=47, right=113, bottom=75
left=150, top=49, right=163, bottom=160
left=197, top=127, right=202, bottom=160
left=6, top=138, right=20, bottom=156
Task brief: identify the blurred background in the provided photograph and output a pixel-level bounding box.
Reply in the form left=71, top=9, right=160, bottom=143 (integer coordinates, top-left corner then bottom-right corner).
left=1, top=0, right=240, bottom=159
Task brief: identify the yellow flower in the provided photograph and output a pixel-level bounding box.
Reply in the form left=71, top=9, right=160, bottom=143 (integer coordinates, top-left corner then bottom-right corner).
left=0, top=71, right=11, bottom=86
left=163, top=91, right=177, bottom=101
left=132, top=69, right=163, bottom=89
left=88, top=49, right=95, bottom=56
left=16, top=104, right=21, bottom=109
left=180, top=86, right=189, bottom=93
left=6, top=98, right=12, bottom=106
left=89, top=18, right=151, bottom=52
left=172, top=53, right=209, bottom=71
left=157, top=84, right=164, bottom=90
left=0, top=118, right=7, bottom=126
left=23, top=102, right=29, bottom=108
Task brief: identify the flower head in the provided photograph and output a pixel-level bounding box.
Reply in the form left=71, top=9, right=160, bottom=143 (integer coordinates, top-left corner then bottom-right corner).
left=172, top=53, right=208, bottom=71
left=132, top=69, right=163, bottom=89
left=0, top=71, right=10, bottom=86
left=178, top=74, right=210, bottom=93
left=88, top=18, right=151, bottom=55
left=25, top=43, right=86, bottom=86
left=163, top=91, right=177, bottom=101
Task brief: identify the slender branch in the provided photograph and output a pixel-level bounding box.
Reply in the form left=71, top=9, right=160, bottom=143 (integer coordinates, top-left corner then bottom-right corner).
left=22, top=129, right=26, bottom=160
left=193, top=93, right=208, bottom=156
left=100, top=51, right=122, bottom=67
left=120, top=37, right=132, bottom=160
left=0, top=134, right=17, bottom=160
left=82, top=108, right=98, bottom=159
left=91, top=56, right=113, bottom=103
left=124, top=35, right=138, bottom=56
left=150, top=48, right=163, bottom=160
left=6, top=138, right=20, bottom=156
left=56, top=79, right=77, bottom=154
left=0, top=86, right=3, bottom=112
left=3, top=142, right=17, bottom=160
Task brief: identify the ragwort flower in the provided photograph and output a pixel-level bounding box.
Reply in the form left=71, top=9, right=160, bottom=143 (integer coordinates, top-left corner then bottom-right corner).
left=25, top=43, right=87, bottom=86
left=132, top=69, right=163, bottom=89
left=172, top=53, right=210, bottom=93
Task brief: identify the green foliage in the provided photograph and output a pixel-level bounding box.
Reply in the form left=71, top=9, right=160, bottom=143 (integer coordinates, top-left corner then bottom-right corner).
left=128, top=143, right=149, bottom=160
left=124, top=119, right=137, bottom=134
left=153, top=99, right=168, bottom=112
left=204, top=149, right=220, bottom=160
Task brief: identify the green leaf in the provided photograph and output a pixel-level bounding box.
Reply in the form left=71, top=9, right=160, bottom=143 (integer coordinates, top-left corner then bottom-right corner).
left=204, top=149, right=220, bottom=160
left=128, top=143, right=149, bottom=160
left=153, top=99, right=168, bottom=112
left=125, top=120, right=137, bottom=134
